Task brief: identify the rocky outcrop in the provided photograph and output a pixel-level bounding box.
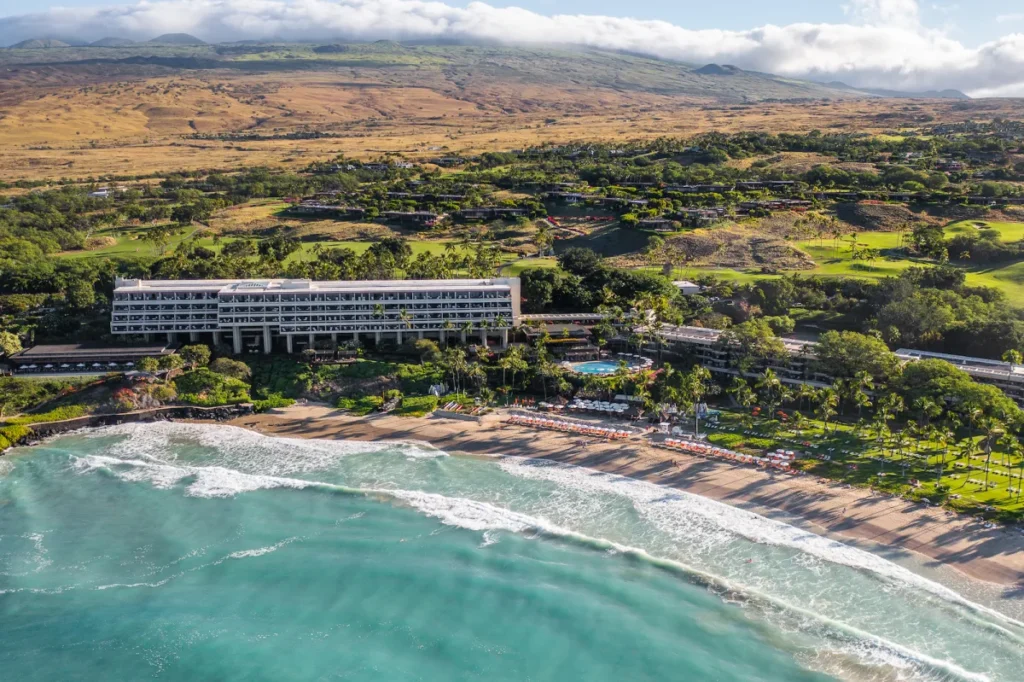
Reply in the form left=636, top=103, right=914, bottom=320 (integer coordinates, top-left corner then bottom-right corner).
left=2, top=404, right=254, bottom=454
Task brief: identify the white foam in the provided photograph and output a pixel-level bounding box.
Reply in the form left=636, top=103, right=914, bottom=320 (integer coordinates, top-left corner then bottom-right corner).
left=61, top=425, right=1018, bottom=681
left=227, top=537, right=300, bottom=560
left=388, top=488, right=551, bottom=534
left=496, top=457, right=1024, bottom=632
left=75, top=453, right=314, bottom=498
left=79, top=421, right=441, bottom=479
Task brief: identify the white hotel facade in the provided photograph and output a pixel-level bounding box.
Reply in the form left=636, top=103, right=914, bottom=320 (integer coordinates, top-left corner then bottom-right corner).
left=111, top=277, right=521, bottom=354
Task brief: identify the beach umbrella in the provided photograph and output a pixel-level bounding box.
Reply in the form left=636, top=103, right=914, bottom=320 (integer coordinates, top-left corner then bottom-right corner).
left=44, top=364, right=53, bottom=369
left=60, top=364, right=69, bottom=368
left=76, top=363, right=85, bottom=368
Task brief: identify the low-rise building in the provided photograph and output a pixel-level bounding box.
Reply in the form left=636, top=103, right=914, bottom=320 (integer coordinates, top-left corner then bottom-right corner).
left=894, top=349, right=1024, bottom=404
left=7, top=343, right=177, bottom=375
left=379, top=211, right=441, bottom=227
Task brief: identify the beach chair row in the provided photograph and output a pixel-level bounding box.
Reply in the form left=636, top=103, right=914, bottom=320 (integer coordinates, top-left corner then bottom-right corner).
left=659, top=438, right=799, bottom=473
left=506, top=415, right=631, bottom=440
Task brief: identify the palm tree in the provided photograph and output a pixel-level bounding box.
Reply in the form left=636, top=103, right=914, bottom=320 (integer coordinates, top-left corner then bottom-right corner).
left=729, top=376, right=756, bottom=411
left=795, top=383, right=816, bottom=413
left=477, top=318, right=491, bottom=347
left=980, top=418, right=1006, bottom=492
left=443, top=347, right=468, bottom=395
left=672, top=365, right=712, bottom=436
left=1007, top=438, right=1024, bottom=502
left=373, top=303, right=385, bottom=320
left=755, top=369, right=784, bottom=426
left=442, top=319, right=455, bottom=346
left=467, top=363, right=488, bottom=395
left=398, top=308, right=413, bottom=329
left=815, top=388, right=839, bottom=435
left=460, top=320, right=474, bottom=344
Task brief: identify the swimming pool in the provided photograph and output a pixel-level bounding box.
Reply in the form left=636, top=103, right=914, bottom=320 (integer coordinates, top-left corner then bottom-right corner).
left=571, top=360, right=627, bottom=375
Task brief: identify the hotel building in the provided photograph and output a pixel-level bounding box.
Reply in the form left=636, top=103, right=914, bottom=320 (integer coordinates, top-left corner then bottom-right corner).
left=111, top=278, right=520, bottom=354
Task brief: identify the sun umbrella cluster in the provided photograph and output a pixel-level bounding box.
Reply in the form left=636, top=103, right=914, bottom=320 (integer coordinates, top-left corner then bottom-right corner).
left=661, top=439, right=799, bottom=473
left=506, top=415, right=631, bottom=440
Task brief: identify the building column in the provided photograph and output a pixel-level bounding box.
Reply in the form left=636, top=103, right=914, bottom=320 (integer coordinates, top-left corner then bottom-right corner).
left=167, top=332, right=178, bottom=344
left=460, top=330, right=467, bottom=344
left=308, top=333, right=315, bottom=350
left=374, top=331, right=381, bottom=344
left=189, top=331, right=199, bottom=342
left=330, top=332, right=338, bottom=346
left=144, top=333, right=154, bottom=343
left=396, top=331, right=403, bottom=345
left=502, top=329, right=509, bottom=348
left=480, top=331, right=487, bottom=347
left=232, top=327, right=242, bottom=355
left=263, top=326, right=272, bottom=355
left=286, top=335, right=294, bottom=354
left=352, top=331, right=359, bottom=345
left=417, top=330, right=424, bottom=340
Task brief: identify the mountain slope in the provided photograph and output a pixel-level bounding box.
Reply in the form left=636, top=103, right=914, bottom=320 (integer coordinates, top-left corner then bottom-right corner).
left=9, top=38, right=71, bottom=49
left=147, top=33, right=206, bottom=45
left=90, top=37, right=135, bottom=47
left=0, top=41, right=862, bottom=102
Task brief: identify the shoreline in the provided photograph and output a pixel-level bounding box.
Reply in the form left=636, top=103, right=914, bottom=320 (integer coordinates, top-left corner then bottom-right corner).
left=222, top=405, right=1024, bottom=588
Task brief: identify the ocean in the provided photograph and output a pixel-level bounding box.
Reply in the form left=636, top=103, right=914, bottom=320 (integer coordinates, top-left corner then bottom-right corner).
left=0, top=422, right=1021, bottom=681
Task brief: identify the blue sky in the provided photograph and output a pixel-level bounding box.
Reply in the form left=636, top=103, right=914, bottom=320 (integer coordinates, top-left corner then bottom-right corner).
left=1, top=0, right=1017, bottom=46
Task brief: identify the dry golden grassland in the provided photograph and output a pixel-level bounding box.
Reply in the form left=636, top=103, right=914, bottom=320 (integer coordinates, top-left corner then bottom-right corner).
left=2, top=66, right=1022, bottom=182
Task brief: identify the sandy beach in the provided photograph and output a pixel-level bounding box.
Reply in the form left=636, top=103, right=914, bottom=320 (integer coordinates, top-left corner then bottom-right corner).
left=225, top=405, right=1024, bottom=587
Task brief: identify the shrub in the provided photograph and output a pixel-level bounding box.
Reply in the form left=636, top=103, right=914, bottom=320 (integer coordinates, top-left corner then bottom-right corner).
left=336, top=395, right=383, bottom=415
left=0, top=424, right=32, bottom=450
left=395, top=395, right=438, bottom=417
left=174, top=369, right=251, bottom=406
left=245, top=356, right=309, bottom=398
left=0, top=377, right=89, bottom=414
left=7, top=405, right=88, bottom=425
left=210, top=357, right=253, bottom=381
left=253, top=393, right=297, bottom=413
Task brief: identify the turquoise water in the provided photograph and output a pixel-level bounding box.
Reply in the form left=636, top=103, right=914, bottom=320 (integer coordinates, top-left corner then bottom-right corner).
left=1, top=424, right=1022, bottom=681
left=572, top=360, right=624, bottom=374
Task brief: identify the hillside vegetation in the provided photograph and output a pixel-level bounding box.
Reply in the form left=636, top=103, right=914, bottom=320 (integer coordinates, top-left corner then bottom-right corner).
left=1, top=42, right=1022, bottom=182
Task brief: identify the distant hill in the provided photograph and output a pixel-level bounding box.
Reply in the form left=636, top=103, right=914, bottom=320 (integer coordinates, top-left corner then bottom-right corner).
left=860, top=87, right=970, bottom=100
left=9, top=38, right=71, bottom=49
left=0, top=40, right=972, bottom=104
left=90, top=37, right=135, bottom=47
left=147, top=33, right=206, bottom=45
left=694, top=64, right=743, bottom=76
left=826, top=81, right=969, bottom=100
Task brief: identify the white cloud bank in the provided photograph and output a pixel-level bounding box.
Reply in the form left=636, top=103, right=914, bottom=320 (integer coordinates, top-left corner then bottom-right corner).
left=1, top=0, right=1023, bottom=96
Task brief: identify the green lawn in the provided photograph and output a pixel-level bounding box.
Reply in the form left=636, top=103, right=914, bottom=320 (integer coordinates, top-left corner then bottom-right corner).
left=58, top=230, right=511, bottom=266
left=946, top=220, right=1024, bottom=242
left=700, top=409, right=1024, bottom=520
left=502, top=257, right=558, bottom=276
left=58, top=225, right=213, bottom=259
left=675, top=226, right=1024, bottom=301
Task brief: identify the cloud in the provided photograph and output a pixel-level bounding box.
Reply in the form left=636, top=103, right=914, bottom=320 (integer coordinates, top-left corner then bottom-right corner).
left=844, top=0, right=920, bottom=28
left=997, top=13, right=1024, bottom=24
left=1, top=0, right=1023, bottom=97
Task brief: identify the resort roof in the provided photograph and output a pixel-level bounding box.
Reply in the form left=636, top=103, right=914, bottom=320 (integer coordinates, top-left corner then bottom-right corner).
left=9, top=343, right=177, bottom=362
left=115, top=277, right=519, bottom=294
